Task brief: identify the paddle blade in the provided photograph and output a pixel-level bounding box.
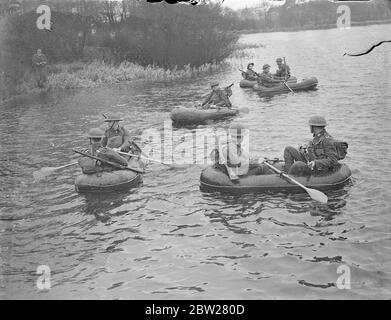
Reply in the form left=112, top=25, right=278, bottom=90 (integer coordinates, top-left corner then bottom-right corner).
left=238, top=107, right=250, bottom=114
left=166, top=163, right=192, bottom=170
left=33, top=167, right=56, bottom=182
left=306, top=187, right=328, bottom=204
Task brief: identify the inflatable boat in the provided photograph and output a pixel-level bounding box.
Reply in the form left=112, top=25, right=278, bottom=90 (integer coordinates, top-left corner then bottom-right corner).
left=200, top=163, right=351, bottom=194
left=240, top=76, right=297, bottom=88
left=75, top=169, right=142, bottom=193
left=170, top=106, right=239, bottom=125
left=253, top=77, right=318, bottom=94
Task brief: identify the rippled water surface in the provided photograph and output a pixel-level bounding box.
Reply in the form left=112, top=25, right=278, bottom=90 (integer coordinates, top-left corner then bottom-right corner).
left=1, top=24, right=391, bottom=299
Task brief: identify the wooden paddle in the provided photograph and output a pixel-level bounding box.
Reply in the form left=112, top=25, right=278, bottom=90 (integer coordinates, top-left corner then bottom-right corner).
left=263, top=160, right=328, bottom=204
left=283, top=57, right=295, bottom=94
left=115, top=150, right=191, bottom=170
left=73, top=149, right=144, bottom=174
left=33, top=162, right=78, bottom=182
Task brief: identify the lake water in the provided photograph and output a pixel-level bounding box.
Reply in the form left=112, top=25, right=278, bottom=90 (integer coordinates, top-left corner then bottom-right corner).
left=1, top=24, right=390, bottom=299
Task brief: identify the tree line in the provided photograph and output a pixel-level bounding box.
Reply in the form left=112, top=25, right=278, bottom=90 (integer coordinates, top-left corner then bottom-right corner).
left=228, top=0, right=391, bottom=31
left=0, top=0, right=238, bottom=99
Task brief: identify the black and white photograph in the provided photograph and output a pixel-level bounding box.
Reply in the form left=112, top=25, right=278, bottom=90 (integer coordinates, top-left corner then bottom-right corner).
left=0, top=0, right=390, bottom=302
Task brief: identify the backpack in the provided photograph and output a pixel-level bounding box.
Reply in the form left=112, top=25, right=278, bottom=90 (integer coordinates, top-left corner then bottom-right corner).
left=334, top=141, right=348, bottom=160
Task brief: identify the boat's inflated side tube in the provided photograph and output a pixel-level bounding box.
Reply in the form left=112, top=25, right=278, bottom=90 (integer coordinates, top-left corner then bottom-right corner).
left=200, top=163, right=351, bottom=194
left=239, top=79, right=257, bottom=88
left=253, top=77, right=318, bottom=94
left=171, top=107, right=239, bottom=125
left=75, top=170, right=142, bottom=193
left=240, top=77, right=297, bottom=88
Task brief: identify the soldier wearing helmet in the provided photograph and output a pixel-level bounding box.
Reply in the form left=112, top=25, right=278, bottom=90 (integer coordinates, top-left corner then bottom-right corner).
left=101, top=112, right=133, bottom=152
left=274, top=57, right=291, bottom=80
left=283, top=116, right=340, bottom=175
left=78, top=127, right=128, bottom=174
left=258, top=64, right=282, bottom=87
left=242, top=63, right=259, bottom=81
left=201, top=81, right=232, bottom=109
left=32, top=49, right=48, bottom=88
left=217, top=123, right=271, bottom=181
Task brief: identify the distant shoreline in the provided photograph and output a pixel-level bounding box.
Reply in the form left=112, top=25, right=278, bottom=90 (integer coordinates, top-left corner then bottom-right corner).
left=238, top=19, right=391, bottom=34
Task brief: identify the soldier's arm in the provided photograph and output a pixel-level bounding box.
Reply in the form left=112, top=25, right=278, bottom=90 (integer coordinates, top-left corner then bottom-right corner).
left=314, top=139, right=339, bottom=169
left=120, top=127, right=132, bottom=151
left=219, top=92, right=231, bottom=108
left=41, top=55, right=48, bottom=65
left=202, top=92, right=213, bottom=106
left=101, top=132, right=108, bottom=147
left=32, top=55, right=38, bottom=65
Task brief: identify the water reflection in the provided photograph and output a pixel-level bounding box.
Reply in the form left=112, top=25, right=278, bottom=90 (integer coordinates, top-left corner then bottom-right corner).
left=81, top=190, right=139, bottom=223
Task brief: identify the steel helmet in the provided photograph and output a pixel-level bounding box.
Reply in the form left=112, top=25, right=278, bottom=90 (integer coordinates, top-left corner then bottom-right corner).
left=210, top=81, right=219, bottom=88
left=247, top=63, right=254, bottom=69
left=276, top=58, right=283, bottom=62
left=103, top=112, right=122, bottom=122
left=87, top=127, right=104, bottom=138
left=229, top=122, right=247, bottom=137
left=263, top=64, right=271, bottom=70
left=308, top=116, right=327, bottom=127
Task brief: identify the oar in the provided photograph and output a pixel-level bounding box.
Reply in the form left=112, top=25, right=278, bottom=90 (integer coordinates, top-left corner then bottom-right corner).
left=115, top=150, right=190, bottom=170
left=238, top=107, right=250, bottom=114
left=33, top=162, right=79, bottom=182
left=73, top=148, right=144, bottom=174
left=283, top=81, right=295, bottom=94
left=283, top=57, right=294, bottom=94
left=262, top=160, right=328, bottom=204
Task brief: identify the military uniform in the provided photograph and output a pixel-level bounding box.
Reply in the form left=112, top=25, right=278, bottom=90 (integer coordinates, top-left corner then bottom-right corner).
left=243, top=69, right=259, bottom=81
left=101, top=126, right=132, bottom=151
left=274, top=64, right=290, bottom=79
left=219, top=140, right=270, bottom=177
left=258, top=71, right=279, bottom=87
left=284, top=129, right=339, bottom=174
left=32, top=53, right=48, bottom=88
left=202, top=88, right=232, bottom=108
left=78, top=149, right=128, bottom=175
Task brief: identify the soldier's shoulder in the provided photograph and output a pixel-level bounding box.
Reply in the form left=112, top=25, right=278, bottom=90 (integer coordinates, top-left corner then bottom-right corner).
left=321, top=133, right=336, bottom=145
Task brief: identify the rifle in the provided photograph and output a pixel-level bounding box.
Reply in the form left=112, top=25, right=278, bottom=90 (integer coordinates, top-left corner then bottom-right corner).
left=239, top=69, right=260, bottom=78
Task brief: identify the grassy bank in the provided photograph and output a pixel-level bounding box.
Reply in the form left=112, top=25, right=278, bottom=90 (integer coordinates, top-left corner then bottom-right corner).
left=0, top=60, right=231, bottom=102
left=0, top=42, right=266, bottom=103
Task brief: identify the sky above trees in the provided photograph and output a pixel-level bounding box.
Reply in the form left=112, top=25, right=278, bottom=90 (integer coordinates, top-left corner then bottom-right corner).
left=222, top=0, right=310, bottom=10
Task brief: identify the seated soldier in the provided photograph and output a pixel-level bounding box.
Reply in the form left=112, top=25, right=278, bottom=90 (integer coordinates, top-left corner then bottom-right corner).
left=274, top=58, right=291, bottom=80
left=201, top=82, right=232, bottom=109
left=78, top=128, right=128, bottom=175
left=242, top=63, right=259, bottom=81
left=217, top=123, right=271, bottom=181
left=102, top=113, right=132, bottom=152
left=101, top=112, right=143, bottom=170
left=283, top=116, right=340, bottom=176
left=258, top=64, right=282, bottom=87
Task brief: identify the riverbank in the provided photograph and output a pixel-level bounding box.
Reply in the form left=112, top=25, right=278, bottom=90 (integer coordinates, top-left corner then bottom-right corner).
left=0, top=60, right=229, bottom=104
left=0, top=43, right=264, bottom=105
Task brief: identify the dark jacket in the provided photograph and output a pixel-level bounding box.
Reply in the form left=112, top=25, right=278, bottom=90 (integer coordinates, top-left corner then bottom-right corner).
left=78, top=148, right=128, bottom=175
left=307, top=130, right=339, bottom=171
left=274, top=64, right=290, bottom=78
left=32, top=54, right=47, bottom=68
left=101, top=126, right=131, bottom=151
left=78, top=157, right=104, bottom=174
left=202, top=88, right=232, bottom=108
left=258, top=71, right=279, bottom=87
left=243, top=69, right=259, bottom=81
